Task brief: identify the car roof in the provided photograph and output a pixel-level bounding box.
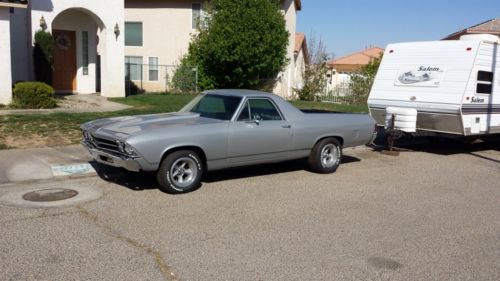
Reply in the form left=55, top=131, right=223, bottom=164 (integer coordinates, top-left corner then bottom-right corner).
left=203, top=89, right=274, bottom=98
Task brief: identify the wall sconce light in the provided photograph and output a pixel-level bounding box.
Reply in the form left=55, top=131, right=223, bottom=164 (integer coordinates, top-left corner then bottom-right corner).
left=114, top=23, right=120, bottom=40
left=40, top=16, right=47, bottom=30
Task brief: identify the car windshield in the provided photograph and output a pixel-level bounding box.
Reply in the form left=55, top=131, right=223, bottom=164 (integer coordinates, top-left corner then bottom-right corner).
left=180, top=94, right=242, bottom=120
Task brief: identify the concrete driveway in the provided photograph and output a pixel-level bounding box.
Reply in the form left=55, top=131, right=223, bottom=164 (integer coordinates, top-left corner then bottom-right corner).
left=0, top=141, right=499, bottom=281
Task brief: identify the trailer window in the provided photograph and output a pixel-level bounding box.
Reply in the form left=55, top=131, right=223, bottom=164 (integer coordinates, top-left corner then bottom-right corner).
left=477, top=71, right=493, bottom=94
left=478, top=71, right=493, bottom=82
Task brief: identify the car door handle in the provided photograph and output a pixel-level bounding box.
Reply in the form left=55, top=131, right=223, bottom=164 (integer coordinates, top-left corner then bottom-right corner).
left=281, top=125, right=291, bottom=129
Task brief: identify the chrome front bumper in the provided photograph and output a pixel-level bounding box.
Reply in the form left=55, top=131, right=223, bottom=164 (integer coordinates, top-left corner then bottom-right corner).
left=81, top=141, right=141, bottom=172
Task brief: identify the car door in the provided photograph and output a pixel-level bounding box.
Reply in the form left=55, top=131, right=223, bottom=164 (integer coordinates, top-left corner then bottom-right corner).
left=227, top=98, right=293, bottom=164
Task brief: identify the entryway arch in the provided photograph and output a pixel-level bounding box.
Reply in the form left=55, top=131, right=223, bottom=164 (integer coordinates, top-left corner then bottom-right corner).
left=52, top=8, right=105, bottom=94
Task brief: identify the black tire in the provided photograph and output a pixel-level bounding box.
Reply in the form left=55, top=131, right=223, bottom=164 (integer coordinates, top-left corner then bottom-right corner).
left=156, top=150, right=203, bottom=194
left=308, top=138, right=342, bottom=174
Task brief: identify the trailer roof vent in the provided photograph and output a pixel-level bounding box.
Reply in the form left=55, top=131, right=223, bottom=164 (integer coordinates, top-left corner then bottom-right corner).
left=459, top=34, right=500, bottom=44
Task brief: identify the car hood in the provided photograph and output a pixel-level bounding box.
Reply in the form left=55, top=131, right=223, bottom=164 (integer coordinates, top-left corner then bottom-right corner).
left=82, top=112, right=222, bottom=137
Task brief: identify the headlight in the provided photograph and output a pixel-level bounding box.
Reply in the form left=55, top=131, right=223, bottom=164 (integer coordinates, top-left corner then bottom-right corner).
left=116, top=140, right=138, bottom=157
left=124, top=143, right=137, bottom=156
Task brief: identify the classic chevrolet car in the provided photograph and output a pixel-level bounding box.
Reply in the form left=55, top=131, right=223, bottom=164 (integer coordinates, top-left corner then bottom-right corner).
left=81, top=90, right=376, bottom=193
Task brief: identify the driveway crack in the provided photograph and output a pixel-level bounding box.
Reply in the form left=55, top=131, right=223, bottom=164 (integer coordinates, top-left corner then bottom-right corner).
left=77, top=205, right=179, bottom=281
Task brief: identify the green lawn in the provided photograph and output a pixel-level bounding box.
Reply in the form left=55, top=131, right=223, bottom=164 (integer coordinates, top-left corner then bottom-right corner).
left=0, top=94, right=368, bottom=149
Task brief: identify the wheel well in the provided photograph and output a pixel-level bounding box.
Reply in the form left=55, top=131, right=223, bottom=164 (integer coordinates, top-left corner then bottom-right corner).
left=317, top=136, right=344, bottom=146
left=161, top=146, right=207, bottom=168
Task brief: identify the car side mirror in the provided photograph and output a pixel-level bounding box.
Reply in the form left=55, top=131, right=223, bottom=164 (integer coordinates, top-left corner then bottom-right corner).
left=252, top=114, right=262, bottom=125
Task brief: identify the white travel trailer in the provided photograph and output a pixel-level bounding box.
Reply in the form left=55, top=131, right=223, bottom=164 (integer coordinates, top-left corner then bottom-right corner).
left=368, top=34, right=500, bottom=137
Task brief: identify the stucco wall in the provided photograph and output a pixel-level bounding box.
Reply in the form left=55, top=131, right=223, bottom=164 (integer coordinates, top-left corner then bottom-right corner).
left=10, top=7, right=32, bottom=83
left=273, top=0, right=297, bottom=98
left=124, top=0, right=197, bottom=92
left=124, top=0, right=299, bottom=96
left=294, top=47, right=305, bottom=90
left=0, top=8, right=12, bottom=105
left=30, top=0, right=125, bottom=97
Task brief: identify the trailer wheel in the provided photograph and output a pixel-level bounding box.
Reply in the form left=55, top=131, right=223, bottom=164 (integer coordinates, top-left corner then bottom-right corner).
left=308, top=138, right=342, bottom=174
left=156, top=150, right=203, bottom=194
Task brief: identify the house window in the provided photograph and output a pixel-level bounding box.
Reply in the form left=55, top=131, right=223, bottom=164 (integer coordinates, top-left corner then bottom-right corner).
left=477, top=70, right=493, bottom=94
left=125, top=56, right=143, bottom=81
left=192, top=3, right=201, bottom=29
left=125, top=22, right=143, bottom=46
left=82, top=31, right=89, bottom=75
left=149, top=57, right=159, bottom=81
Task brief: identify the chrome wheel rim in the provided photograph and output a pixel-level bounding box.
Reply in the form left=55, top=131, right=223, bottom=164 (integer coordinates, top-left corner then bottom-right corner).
left=321, top=144, right=339, bottom=168
left=170, top=157, right=197, bottom=190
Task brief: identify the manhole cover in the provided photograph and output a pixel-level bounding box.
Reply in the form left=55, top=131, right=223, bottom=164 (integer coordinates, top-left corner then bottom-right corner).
left=22, top=189, right=79, bottom=202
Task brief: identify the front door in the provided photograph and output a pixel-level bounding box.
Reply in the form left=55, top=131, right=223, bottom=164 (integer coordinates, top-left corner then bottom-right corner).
left=53, top=30, right=77, bottom=91
left=227, top=98, right=293, bottom=164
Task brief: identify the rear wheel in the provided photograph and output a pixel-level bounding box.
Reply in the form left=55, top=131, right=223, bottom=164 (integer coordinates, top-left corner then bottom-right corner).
left=156, top=150, right=203, bottom=194
left=308, top=138, right=342, bottom=174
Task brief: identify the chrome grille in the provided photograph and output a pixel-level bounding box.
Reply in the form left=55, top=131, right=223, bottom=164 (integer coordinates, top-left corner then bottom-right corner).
left=92, top=135, right=120, bottom=153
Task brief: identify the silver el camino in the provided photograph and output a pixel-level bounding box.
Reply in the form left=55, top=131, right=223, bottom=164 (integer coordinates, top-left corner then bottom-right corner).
left=81, top=90, right=376, bottom=193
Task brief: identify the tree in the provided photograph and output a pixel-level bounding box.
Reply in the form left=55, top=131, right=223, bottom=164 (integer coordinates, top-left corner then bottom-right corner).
left=293, top=34, right=329, bottom=101
left=177, top=0, right=289, bottom=91
left=349, top=54, right=382, bottom=102
left=33, top=30, right=54, bottom=85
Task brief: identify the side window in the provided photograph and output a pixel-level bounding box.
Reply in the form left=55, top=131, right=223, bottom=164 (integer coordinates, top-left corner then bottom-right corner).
left=237, top=101, right=251, bottom=121
left=249, top=99, right=282, bottom=121
left=192, top=3, right=201, bottom=29
left=477, top=70, right=493, bottom=94
left=125, top=22, right=143, bottom=46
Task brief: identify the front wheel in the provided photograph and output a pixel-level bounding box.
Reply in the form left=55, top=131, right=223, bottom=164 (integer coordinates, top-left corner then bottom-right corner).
left=308, top=138, right=342, bottom=174
left=157, top=150, right=203, bottom=194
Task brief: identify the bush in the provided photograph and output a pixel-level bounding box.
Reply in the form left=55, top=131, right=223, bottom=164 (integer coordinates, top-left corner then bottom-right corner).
left=33, top=30, right=54, bottom=85
left=12, top=82, right=57, bottom=109
left=171, top=57, right=198, bottom=93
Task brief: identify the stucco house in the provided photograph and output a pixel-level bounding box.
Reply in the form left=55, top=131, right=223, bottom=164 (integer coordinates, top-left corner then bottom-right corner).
left=326, top=46, right=384, bottom=90
left=0, top=0, right=302, bottom=105
left=291, top=32, right=308, bottom=92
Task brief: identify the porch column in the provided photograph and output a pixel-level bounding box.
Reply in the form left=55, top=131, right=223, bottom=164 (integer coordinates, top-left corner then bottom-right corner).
left=101, top=24, right=125, bottom=98
left=0, top=8, right=12, bottom=105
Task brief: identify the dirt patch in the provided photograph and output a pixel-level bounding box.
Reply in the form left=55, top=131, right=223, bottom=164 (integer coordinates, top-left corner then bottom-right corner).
left=3, top=133, right=79, bottom=149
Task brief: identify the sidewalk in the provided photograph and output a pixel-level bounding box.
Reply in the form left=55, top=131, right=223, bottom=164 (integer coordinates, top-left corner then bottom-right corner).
left=0, top=145, right=96, bottom=184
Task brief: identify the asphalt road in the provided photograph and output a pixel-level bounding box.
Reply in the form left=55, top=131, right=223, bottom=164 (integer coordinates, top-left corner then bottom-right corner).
left=0, top=140, right=499, bottom=281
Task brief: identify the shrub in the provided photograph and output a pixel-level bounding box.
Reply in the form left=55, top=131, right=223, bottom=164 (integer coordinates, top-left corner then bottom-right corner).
left=171, top=57, right=198, bottom=93
left=293, top=34, right=329, bottom=101
left=33, top=30, right=54, bottom=85
left=12, top=82, right=57, bottom=109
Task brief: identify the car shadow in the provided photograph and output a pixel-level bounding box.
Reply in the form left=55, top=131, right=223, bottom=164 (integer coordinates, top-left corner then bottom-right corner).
left=204, top=156, right=360, bottom=183
left=89, top=155, right=361, bottom=191
left=89, top=161, right=158, bottom=191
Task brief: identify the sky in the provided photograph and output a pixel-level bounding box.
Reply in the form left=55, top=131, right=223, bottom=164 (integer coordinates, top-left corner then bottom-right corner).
left=297, top=0, right=500, bottom=59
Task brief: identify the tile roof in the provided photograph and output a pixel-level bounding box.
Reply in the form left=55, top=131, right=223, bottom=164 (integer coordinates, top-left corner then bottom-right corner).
left=443, top=18, right=500, bottom=39
left=328, top=47, right=384, bottom=67
left=295, top=0, right=302, bottom=11
left=294, top=33, right=305, bottom=53
left=294, top=32, right=308, bottom=63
